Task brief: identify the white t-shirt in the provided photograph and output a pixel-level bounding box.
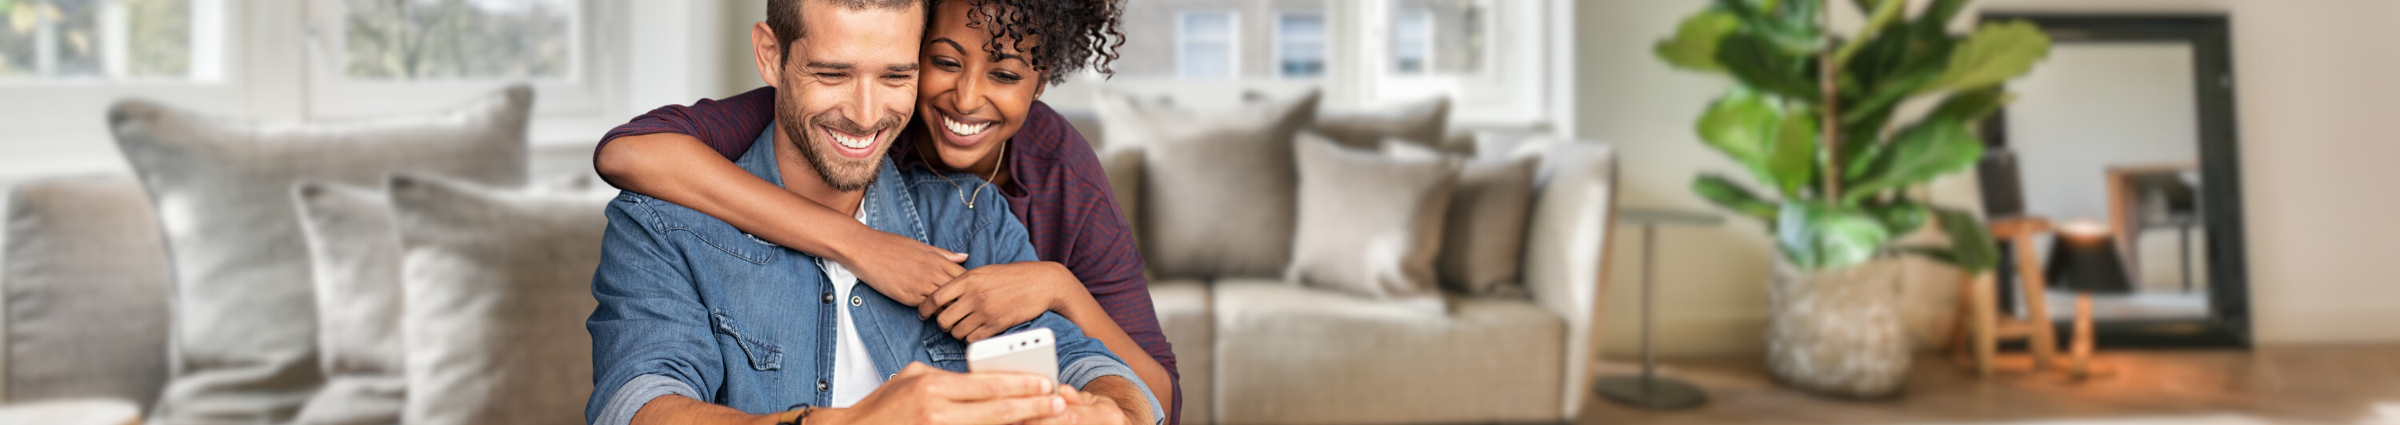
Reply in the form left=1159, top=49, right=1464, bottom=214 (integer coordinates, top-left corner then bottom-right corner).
left=824, top=207, right=885, bottom=408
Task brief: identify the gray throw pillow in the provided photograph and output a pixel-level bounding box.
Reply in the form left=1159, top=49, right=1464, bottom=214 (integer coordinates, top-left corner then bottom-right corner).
left=109, top=86, right=530, bottom=424
left=291, top=182, right=407, bottom=425
left=1095, top=90, right=1320, bottom=278
left=1314, top=97, right=1450, bottom=150
left=388, top=174, right=606, bottom=425
left=1388, top=142, right=1541, bottom=297
left=1, top=175, right=172, bottom=407
left=1285, top=134, right=1458, bottom=309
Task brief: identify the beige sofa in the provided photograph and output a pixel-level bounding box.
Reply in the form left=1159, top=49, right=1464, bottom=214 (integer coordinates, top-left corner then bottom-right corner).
left=1064, top=112, right=1622, bottom=425
left=1, top=118, right=1618, bottom=425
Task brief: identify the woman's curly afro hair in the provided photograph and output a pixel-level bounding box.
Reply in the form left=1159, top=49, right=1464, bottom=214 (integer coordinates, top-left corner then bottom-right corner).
left=940, top=0, right=1126, bottom=86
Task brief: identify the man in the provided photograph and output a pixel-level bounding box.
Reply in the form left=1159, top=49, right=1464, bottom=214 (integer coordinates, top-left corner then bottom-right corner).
left=583, top=1, right=1159, bottom=424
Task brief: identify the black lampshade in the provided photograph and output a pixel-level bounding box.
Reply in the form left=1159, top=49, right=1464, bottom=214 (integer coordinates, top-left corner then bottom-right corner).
left=2046, top=222, right=2135, bottom=294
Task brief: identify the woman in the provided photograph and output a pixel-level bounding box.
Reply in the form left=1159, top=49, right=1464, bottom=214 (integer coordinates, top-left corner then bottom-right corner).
left=592, top=0, right=1181, bottom=421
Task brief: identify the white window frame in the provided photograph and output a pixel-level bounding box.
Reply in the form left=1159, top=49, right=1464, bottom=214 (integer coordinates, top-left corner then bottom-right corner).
left=1174, top=10, right=1239, bottom=80
left=0, top=0, right=248, bottom=176
left=0, top=0, right=671, bottom=179
left=1079, top=0, right=1567, bottom=131
left=1360, top=0, right=1544, bottom=126
left=301, top=0, right=629, bottom=143
left=1272, top=12, right=1327, bottom=79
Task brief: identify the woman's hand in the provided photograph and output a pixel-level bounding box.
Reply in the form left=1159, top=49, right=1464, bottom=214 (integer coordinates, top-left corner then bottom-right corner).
left=837, top=229, right=971, bottom=306
left=920, top=261, right=1083, bottom=342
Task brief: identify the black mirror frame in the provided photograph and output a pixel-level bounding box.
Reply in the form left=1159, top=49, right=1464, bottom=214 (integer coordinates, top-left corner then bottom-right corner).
left=1977, top=13, right=2251, bottom=348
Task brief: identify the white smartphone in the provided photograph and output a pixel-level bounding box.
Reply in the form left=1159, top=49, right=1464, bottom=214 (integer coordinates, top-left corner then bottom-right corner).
left=967, top=328, right=1059, bottom=382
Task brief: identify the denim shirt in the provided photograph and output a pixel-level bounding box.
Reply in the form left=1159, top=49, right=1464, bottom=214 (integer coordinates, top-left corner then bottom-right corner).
left=584, top=125, right=1160, bottom=425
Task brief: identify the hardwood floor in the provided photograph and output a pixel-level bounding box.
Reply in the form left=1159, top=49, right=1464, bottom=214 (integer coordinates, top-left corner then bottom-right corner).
left=1576, top=344, right=2400, bottom=424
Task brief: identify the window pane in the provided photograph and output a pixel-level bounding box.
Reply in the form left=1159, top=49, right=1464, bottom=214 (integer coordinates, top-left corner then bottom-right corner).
left=1276, top=13, right=1322, bottom=78
left=1, top=0, right=203, bottom=80
left=344, top=0, right=575, bottom=81
left=1177, top=11, right=1233, bottom=79
left=1391, top=0, right=1485, bottom=76
left=1180, top=41, right=1230, bottom=79
left=1390, top=9, right=1428, bottom=74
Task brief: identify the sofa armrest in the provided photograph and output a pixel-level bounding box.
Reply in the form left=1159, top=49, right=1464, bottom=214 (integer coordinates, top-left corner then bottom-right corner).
left=1516, top=141, right=1618, bottom=420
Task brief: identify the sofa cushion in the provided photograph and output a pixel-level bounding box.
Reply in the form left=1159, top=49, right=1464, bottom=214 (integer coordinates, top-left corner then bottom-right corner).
left=1147, top=280, right=1212, bottom=425
left=1, top=175, right=171, bottom=406
left=110, top=86, right=530, bottom=423
left=1094, top=91, right=1319, bottom=279
left=1209, top=279, right=1565, bottom=424
left=1386, top=142, right=1542, bottom=298
left=389, top=174, right=605, bottom=425
left=1286, top=135, right=1456, bottom=307
left=1313, top=97, right=1450, bottom=151
left=290, top=182, right=407, bottom=425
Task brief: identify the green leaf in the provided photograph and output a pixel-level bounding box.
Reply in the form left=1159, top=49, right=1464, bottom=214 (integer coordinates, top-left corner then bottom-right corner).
left=1912, top=0, right=1971, bottom=37
left=1777, top=201, right=1893, bottom=269
left=1766, top=105, right=1819, bottom=197
left=1716, top=34, right=1820, bottom=102
left=1930, top=207, right=2000, bottom=272
left=1832, top=0, right=1907, bottom=65
left=1928, top=20, right=2053, bottom=92
left=1869, top=200, right=1930, bottom=235
left=1898, top=245, right=1960, bottom=264
left=1838, top=120, right=1888, bottom=181
left=1844, top=117, right=1984, bottom=203
left=1841, top=34, right=1956, bottom=125
left=1656, top=10, right=1742, bottom=72
left=1696, top=88, right=1783, bottom=185
left=1692, top=174, right=1780, bottom=222
left=1760, top=0, right=1828, bottom=56
left=1929, top=86, right=2015, bottom=123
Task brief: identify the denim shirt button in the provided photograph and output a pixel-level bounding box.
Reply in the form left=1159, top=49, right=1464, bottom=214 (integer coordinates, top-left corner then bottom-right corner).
left=816, top=380, right=828, bottom=392
left=850, top=296, right=863, bottom=307
left=821, top=292, right=834, bottom=304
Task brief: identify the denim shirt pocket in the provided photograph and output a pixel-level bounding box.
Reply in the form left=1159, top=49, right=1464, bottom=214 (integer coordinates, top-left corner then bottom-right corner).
left=711, top=309, right=783, bottom=371
left=920, top=328, right=968, bottom=370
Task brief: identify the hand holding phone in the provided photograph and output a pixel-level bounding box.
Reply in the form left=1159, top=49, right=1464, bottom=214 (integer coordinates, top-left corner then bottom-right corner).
left=967, top=328, right=1058, bottom=383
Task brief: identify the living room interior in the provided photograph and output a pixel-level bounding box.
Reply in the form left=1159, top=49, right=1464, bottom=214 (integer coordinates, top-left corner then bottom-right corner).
left=3, top=0, right=2399, bottom=424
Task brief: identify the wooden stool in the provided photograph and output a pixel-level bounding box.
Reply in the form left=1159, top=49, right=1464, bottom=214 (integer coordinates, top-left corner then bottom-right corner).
left=1952, top=216, right=2070, bottom=377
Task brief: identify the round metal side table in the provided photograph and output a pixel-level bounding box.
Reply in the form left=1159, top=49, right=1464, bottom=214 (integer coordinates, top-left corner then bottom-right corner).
left=1593, top=208, right=1723, bottom=410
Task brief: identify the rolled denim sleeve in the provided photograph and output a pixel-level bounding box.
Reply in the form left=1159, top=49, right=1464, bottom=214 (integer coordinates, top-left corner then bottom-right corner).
left=585, top=194, right=726, bottom=425
left=1030, top=314, right=1166, bottom=425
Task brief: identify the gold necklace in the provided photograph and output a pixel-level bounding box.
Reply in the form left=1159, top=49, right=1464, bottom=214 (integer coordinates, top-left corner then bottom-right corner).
left=927, top=138, right=1007, bottom=209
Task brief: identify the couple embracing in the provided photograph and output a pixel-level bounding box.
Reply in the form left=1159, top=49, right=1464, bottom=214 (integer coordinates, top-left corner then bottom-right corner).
left=584, top=1, right=1176, bottom=425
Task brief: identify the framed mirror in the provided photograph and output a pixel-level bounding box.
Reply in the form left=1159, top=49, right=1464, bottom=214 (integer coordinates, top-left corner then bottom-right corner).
left=1976, top=14, right=2249, bottom=347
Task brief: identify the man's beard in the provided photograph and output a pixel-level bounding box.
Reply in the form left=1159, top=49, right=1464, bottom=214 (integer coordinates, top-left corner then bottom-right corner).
left=778, top=96, right=907, bottom=192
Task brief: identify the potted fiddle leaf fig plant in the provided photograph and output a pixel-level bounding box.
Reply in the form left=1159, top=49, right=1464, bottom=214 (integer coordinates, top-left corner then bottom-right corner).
left=1655, top=0, right=2049, bottom=397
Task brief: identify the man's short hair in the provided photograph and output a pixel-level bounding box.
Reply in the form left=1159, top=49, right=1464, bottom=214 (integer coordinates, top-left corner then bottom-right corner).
left=765, top=0, right=927, bottom=61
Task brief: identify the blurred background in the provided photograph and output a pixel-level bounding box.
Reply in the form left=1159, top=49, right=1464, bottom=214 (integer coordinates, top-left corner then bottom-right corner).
left=3, top=0, right=2400, bottom=424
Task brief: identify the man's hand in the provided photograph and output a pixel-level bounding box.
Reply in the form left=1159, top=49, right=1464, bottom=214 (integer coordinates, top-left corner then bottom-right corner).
left=837, top=229, right=969, bottom=306
left=814, top=362, right=1064, bottom=424
left=921, top=261, right=1083, bottom=341
left=1023, top=385, right=1136, bottom=425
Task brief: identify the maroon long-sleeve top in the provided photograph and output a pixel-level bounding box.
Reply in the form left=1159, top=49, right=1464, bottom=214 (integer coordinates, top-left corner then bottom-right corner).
left=598, top=86, right=1179, bottom=423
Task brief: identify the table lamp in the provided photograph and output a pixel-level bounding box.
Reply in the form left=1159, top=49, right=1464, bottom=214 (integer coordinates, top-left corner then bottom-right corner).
left=2046, top=220, right=2132, bottom=377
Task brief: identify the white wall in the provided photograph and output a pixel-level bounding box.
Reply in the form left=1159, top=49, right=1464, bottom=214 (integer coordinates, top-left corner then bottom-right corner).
left=2010, top=42, right=2201, bottom=223
left=1577, top=0, right=2400, bottom=356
